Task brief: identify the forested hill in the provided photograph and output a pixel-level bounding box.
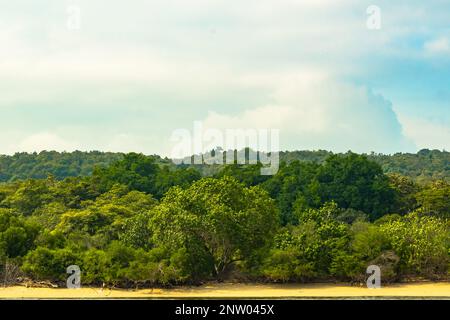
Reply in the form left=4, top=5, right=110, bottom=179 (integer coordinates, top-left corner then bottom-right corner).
left=0, top=151, right=124, bottom=182
left=0, top=149, right=448, bottom=183
left=0, top=150, right=448, bottom=286
left=370, top=149, right=450, bottom=183
left=281, top=149, right=450, bottom=183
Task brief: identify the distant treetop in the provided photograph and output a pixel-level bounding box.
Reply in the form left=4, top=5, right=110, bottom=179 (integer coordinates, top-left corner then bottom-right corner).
left=0, top=149, right=448, bottom=183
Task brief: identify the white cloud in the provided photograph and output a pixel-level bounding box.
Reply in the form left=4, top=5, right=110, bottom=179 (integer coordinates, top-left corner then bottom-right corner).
left=17, top=132, right=81, bottom=153
left=202, top=78, right=414, bottom=154
left=0, top=0, right=448, bottom=155
left=424, top=37, right=450, bottom=55
left=399, top=116, right=450, bottom=151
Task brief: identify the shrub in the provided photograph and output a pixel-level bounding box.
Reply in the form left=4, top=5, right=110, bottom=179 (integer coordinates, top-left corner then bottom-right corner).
left=379, top=213, right=449, bottom=278
left=22, top=247, right=80, bottom=281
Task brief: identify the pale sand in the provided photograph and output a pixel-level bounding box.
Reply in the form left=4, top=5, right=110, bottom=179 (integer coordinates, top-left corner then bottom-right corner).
left=0, top=282, right=449, bottom=299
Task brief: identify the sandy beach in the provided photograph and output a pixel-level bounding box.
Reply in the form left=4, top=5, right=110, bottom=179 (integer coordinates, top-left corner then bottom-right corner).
left=0, top=282, right=448, bottom=299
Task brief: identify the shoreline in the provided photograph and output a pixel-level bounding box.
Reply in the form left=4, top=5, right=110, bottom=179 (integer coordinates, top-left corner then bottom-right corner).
left=0, top=282, right=449, bottom=299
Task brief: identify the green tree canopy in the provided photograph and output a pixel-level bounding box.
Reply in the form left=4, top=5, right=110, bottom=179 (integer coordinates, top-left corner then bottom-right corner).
left=152, top=176, right=279, bottom=277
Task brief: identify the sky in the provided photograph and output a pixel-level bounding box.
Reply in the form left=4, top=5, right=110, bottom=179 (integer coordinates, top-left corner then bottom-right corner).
left=0, top=0, right=449, bottom=156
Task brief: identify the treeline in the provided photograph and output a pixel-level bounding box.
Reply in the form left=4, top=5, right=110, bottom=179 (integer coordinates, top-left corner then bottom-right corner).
left=0, top=149, right=448, bottom=183
left=0, top=151, right=124, bottom=182
left=0, top=152, right=448, bottom=287
left=369, top=149, right=450, bottom=183
left=280, top=149, right=450, bottom=183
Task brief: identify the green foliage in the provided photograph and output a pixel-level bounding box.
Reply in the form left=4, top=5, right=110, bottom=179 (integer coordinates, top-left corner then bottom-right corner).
left=54, top=187, right=157, bottom=249
left=415, top=180, right=450, bottom=218
left=214, top=164, right=271, bottom=187
left=262, top=161, right=320, bottom=225
left=1, top=179, right=53, bottom=215
left=80, top=244, right=188, bottom=286
left=152, top=176, right=279, bottom=277
left=388, top=173, right=419, bottom=214
left=22, top=247, right=80, bottom=281
left=316, top=153, right=396, bottom=220
left=1, top=149, right=449, bottom=183
left=368, top=149, right=450, bottom=183
left=262, top=204, right=350, bottom=281
left=329, top=214, right=450, bottom=281
left=92, top=153, right=201, bottom=199
left=93, top=153, right=160, bottom=195
left=378, top=213, right=449, bottom=277
left=0, top=151, right=123, bottom=182
left=262, top=153, right=397, bottom=223
left=0, top=151, right=448, bottom=286
left=262, top=248, right=316, bottom=282
left=118, top=212, right=153, bottom=249
left=0, top=209, right=39, bottom=258
left=155, top=166, right=201, bottom=198
left=328, top=221, right=395, bottom=281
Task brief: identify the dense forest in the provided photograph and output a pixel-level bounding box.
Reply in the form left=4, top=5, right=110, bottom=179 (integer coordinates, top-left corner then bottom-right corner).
left=0, top=149, right=448, bottom=183
left=0, top=151, right=124, bottom=182
left=0, top=151, right=448, bottom=287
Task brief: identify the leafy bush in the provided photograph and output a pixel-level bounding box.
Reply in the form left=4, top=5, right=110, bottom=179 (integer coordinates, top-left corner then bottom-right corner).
left=379, top=213, right=449, bottom=278
left=22, top=247, right=80, bottom=281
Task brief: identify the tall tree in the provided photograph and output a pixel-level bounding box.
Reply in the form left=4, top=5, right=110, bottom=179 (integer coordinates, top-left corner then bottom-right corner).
left=316, top=153, right=395, bottom=220
left=152, top=176, right=279, bottom=277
